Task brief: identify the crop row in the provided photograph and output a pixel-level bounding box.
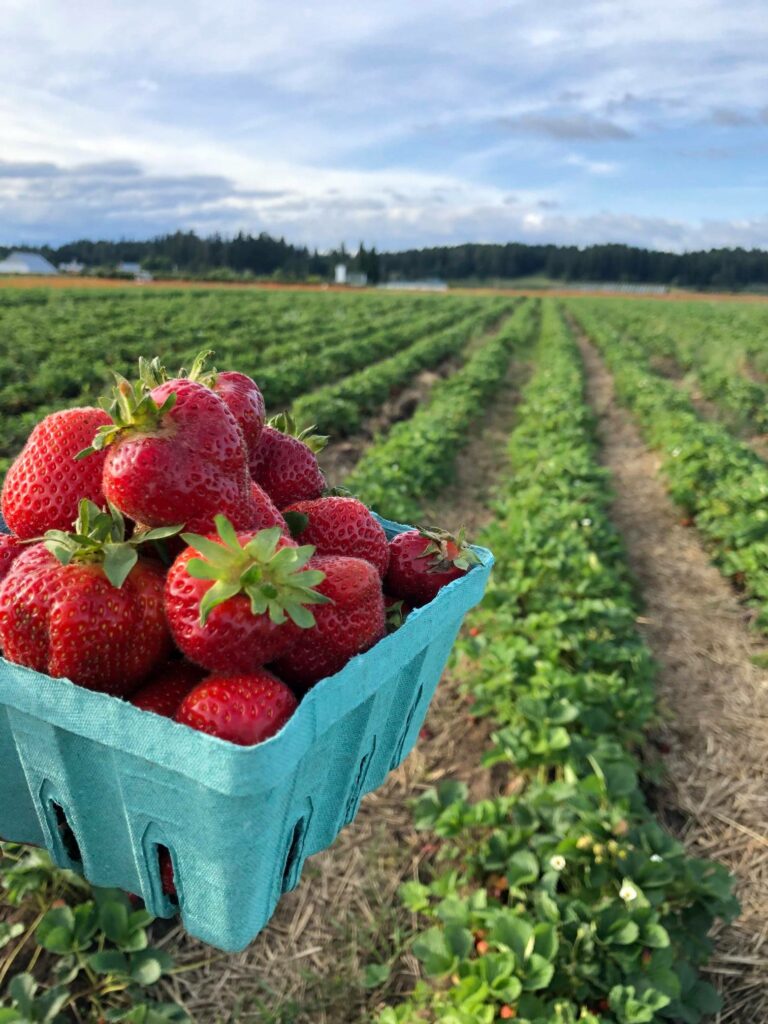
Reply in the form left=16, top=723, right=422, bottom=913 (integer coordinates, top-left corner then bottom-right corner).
left=569, top=301, right=768, bottom=629
left=578, top=299, right=768, bottom=432
left=0, top=289, right=492, bottom=473
left=292, top=299, right=516, bottom=434
left=374, top=302, right=736, bottom=1024
left=346, top=299, right=538, bottom=523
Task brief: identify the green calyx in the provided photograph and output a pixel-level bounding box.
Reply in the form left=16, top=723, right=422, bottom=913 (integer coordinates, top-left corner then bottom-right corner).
left=182, top=516, right=331, bottom=627
left=268, top=412, right=329, bottom=454
left=44, top=499, right=182, bottom=588
left=139, top=350, right=219, bottom=390
left=76, top=372, right=177, bottom=459
left=418, top=526, right=482, bottom=575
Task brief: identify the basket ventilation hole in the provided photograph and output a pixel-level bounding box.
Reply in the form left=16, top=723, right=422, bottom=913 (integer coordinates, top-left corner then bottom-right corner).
left=52, top=802, right=82, bottom=865
left=281, top=817, right=307, bottom=893
left=157, top=845, right=179, bottom=908
left=390, top=684, right=424, bottom=769
left=344, top=742, right=375, bottom=826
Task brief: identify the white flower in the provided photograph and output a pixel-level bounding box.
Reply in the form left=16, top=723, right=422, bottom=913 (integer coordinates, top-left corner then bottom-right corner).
left=619, top=882, right=638, bottom=902
left=671, top=447, right=681, bottom=457
left=550, top=855, right=566, bottom=871
left=580, top=518, right=592, bottom=527
left=650, top=854, right=663, bottom=863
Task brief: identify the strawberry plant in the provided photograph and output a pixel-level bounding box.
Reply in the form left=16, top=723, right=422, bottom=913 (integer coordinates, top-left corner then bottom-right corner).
left=372, top=302, right=737, bottom=1024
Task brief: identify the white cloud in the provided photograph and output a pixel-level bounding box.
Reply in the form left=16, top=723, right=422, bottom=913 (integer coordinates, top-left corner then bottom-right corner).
left=0, top=1, right=766, bottom=249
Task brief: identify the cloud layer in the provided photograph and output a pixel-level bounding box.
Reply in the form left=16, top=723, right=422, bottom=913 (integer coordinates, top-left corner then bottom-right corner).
left=1, top=1, right=767, bottom=251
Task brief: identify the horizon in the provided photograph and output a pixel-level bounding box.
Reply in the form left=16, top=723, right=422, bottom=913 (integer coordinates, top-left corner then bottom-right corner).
left=2, top=2, right=766, bottom=253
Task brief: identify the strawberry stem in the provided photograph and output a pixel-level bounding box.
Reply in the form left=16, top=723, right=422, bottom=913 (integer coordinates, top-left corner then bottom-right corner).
left=182, top=517, right=330, bottom=627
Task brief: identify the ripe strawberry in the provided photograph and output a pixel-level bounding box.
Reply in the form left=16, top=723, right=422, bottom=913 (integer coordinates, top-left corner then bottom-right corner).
left=0, top=501, right=173, bottom=695
left=249, top=481, right=288, bottom=532
left=159, top=847, right=177, bottom=898
left=249, top=413, right=327, bottom=509
left=273, top=555, right=385, bottom=692
left=0, top=533, right=25, bottom=584
left=175, top=671, right=297, bottom=745
left=385, top=528, right=480, bottom=607
left=147, top=352, right=266, bottom=455
left=2, top=407, right=112, bottom=539
left=131, top=660, right=204, bottom=717
left=80, top=371, right=254, bottom=533
left=164, top=517, right=329, bottom=673
left=283, top=496, right=389, bottom=577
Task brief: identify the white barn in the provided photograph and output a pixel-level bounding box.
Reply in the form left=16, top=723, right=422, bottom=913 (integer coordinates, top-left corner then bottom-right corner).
left=0, top=251, right=59, bottom=275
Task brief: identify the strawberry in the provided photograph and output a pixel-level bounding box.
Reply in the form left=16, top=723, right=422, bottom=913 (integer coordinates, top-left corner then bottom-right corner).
left=283, top=496, right=389, bottom=577
left=159, top=847, right=177, bottom=898
left=249, top=413, right=327, bottom=509
left=2, top=407, right=112, bottom=539
left=80, top=370, right=254, bottom=533
left=175, top=670, right=297, bottom=745
left=249, top=481, right=288, bottom=532
left=144, top=352, right=265, bottom=455
left=0, top=501, right=174, bottom=695
left=164, top=517, right=329, bottom=673
left=273, top=554, right=385, bottom=692
left=385, top=528, right=480, bottom=607
left=131, top=660, right=204, bottom=717
left=209, top=370, right=265, bottom=453
left=0, top=533, right=25, bottom=584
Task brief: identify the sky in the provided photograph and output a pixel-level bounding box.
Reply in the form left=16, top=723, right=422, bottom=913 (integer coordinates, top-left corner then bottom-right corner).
left=1, top=0, right=767, bottom=253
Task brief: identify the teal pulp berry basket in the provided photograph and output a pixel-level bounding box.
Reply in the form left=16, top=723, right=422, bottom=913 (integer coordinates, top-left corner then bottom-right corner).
left=0, top=514, right=493, bottom=952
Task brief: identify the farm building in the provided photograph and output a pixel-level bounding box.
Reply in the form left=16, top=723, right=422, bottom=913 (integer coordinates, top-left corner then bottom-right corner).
left=58, top=259, right=85, bottom=274
left=0, top=251, right=58, bottom=275
left=117, top=261, right=153, bottom=281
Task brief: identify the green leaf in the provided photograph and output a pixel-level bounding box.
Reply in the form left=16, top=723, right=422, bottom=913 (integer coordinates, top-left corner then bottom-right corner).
left=89, top=949, right=130, bottom=975
left=0, top=922, right=24, bottom=949
left=283, top=510, right=309, bottom=537
left=103, top=543, right=139, bottom=588
left=98, top=898, right=130, bottom=944
left=8, top=974, right=36, bottom=1014
left=489, top=912, right=533, bottom=962
left=36, top=907, right=76, bottom=953
left=363, top=963, right=391, bottom=988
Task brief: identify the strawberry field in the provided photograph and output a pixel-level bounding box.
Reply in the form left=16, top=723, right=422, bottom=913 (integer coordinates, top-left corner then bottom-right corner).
left=1, top=285, right=766, bottom=1024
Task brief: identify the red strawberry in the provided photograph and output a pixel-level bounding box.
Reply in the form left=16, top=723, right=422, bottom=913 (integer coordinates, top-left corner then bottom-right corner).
left=131, top=660, right=204, bottom=717
left=385, top=528, right=480, bottom=607
left=0, top=501, right=172, bottom=695
left=159, top=847, right=176, bottom=898
left=0, top=533, right=25, bottom=584
left=211, top=371, right=265, bottom=453
left=81, top=372, right=254, bottom=533
left=249, top=481, right=288, bottom=532
left=175, top=671, right=297, bottom=745
left=249, top=413, right=327, bottom=509
left=283, top=496, right=389, bottom=577
left=164, top=517, right=328, bottom=673
left=2, top=407, right=111, bottom=539
left=273, top=554, right=385, bottom=692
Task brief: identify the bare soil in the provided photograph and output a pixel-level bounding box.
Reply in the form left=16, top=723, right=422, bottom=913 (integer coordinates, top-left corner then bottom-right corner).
left=576, top=332, right=768, bottom=1023
left=156, top=355, right=530, bottom=1024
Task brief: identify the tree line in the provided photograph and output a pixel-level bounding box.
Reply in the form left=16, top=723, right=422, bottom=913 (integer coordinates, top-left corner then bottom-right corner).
left=2, top=231, right=768, bottom=289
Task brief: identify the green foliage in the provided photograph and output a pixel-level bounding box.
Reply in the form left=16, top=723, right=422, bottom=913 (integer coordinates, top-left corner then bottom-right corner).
left=0, top=846, right=187, bottom=1023
left=570, top=298, right=768, bottom=629
left=346, top=300, right=539, bottom=521
left=375, top=302, right=737, bottom=1024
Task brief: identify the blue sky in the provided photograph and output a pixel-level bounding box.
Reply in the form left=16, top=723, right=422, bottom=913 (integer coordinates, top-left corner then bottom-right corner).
left=1, top=0, right=766, bottom=252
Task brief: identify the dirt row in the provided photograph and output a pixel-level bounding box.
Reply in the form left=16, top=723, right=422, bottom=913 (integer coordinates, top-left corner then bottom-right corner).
left=577, top=333, right=768, bottom=1023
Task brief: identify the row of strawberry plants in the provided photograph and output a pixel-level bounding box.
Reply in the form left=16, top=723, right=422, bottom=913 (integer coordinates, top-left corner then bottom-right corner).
left=569, top=300, right=768, bottom=628
left=373, top=302, right=736, bottom=1024
left=346, top=300, right=538, bottom=522
left=575, top=299, right=768, bottom=432
left=260, top=297, right=501, bottom=409
left=292, top=300, right=517, bottom=434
